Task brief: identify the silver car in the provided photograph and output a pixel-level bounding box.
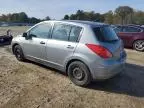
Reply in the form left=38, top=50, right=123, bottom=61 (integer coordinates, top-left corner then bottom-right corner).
left=12, top=20, right=126, bottom=86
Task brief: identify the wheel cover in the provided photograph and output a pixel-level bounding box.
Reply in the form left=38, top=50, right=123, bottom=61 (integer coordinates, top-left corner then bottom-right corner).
left=134, top=40, right=144, bottom=51
left=72, top=67, right=85, bottom=81
left=15, top=49, right=21, bottom=59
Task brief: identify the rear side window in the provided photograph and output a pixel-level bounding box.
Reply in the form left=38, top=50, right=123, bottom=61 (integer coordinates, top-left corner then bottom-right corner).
left=52, top=23, right=82, bottom=42
left=123, top=27, right=142, bottom=32
left=69, top=26, right=82, bottom=42
left=93, top=26, right=119, bottom=42
left=52, top=24, right=71, bottom=41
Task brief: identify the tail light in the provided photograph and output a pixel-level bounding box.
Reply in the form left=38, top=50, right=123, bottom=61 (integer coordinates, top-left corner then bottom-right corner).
left=86, top=44, right=112, bottom=59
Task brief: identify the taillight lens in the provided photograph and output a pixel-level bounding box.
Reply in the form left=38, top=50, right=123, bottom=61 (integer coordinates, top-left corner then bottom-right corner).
left=86, top=44, right=112, bottom=59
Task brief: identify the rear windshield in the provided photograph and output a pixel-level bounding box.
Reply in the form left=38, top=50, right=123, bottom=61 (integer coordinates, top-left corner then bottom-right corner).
left=93, top=26, right=119, bottom=42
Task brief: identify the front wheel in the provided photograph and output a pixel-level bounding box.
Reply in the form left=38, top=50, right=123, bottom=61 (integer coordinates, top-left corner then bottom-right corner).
left=68, top=61, right=92, bottom=86
left=13, top=45, right=25, bottom=61
left=133, top=40, right=144, bottom=52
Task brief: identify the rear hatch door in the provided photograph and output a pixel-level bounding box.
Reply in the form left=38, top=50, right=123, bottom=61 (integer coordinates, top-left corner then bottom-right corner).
left=93, top=26, right=124, bottom=60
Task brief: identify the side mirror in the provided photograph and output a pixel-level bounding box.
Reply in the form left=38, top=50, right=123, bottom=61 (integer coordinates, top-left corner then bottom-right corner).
left=23, top=32, right=32, bottom=40
left=23, top=32, right=27, bottom=37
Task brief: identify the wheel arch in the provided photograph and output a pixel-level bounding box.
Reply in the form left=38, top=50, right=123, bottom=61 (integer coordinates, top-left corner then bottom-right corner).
left=12, top=43, right=19, bottom=54
left=132, top=39, right=144, bottom=47
left=65, top=58, right=90, bottom=75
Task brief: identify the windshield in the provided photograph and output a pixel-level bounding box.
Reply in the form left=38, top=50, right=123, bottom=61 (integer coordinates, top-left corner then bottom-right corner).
left=93, top=26, right=119, bottom=42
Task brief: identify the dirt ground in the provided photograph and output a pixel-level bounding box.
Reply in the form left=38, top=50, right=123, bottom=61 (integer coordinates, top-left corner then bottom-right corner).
left=0, top=27, right=144, bottom=108
left=0, top=26, right=30, bottom=36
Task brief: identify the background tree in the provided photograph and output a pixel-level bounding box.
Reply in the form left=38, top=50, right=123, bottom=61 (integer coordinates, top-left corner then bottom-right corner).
left=104, top=11, right=114, bottom=24
left=19, top=12, right=29, bottom=22
left=0, top=6, right=143, bottom=25
left=115, top=6, right=133, bottom=25
left=76, top=10, right=85, bottom=20
left=45, top=16, right=51, bottom=20
left=67, top=10, right=104, bottom=22
left=0, top=12, right=46, bottom=24
left=28, top=17, right=41, bottom=23
left=94, top=13, right=103, bottom=22
left=63, top=15, right=69, bottom=20
left=69, top=14, right=77, bottom=20
left=132, top=11, right=144, bottom=24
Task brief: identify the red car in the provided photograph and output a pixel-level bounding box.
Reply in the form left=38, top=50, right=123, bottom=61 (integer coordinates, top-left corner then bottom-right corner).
left=114, top=25, right=144, bottom=51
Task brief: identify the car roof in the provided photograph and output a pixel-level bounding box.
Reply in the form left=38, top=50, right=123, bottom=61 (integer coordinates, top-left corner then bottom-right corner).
left=44, top=20, right=108, bottom=27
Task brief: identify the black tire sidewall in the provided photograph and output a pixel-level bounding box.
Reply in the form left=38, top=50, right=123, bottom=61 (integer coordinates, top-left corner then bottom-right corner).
left=14, top=45, right=25, bottom=61
left=68, top=61, right=92, bottom=86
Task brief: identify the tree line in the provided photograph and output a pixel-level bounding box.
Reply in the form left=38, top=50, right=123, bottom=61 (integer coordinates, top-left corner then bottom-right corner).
left=0, top=6, right=143, bottom=25
left=0, top=12, right=51, bottom=24
left=63, top=6, right=144, bottom=25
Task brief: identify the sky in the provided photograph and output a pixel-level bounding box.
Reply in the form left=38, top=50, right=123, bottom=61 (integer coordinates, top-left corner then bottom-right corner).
left=0, top=0, right=144, bottom=19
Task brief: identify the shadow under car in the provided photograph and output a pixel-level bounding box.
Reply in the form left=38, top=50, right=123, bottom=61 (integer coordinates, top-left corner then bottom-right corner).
left=87, top=63, right=144, bottom=97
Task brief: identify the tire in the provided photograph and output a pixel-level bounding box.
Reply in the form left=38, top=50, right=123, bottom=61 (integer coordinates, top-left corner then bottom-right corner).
left=133, top=40, right=144, bottom=52
left=13, top=45, right=25, bottom=61
left=68, top=61, right=92, bottom=86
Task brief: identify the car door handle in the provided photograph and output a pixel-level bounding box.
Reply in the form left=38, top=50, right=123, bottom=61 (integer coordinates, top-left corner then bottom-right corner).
left=67, top=45, right=74, bottom=49
left=40, top=41, right=45, bottom=44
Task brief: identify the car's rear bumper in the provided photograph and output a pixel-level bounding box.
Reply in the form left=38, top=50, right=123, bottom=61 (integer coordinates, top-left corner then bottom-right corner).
left=91, top=62, right=125, bottom=80
left=89, top=51, right=126, bottom=80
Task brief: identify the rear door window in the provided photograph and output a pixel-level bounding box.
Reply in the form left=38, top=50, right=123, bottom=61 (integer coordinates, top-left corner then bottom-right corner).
left=93, top=26, right=119, bottom=42
left=52, top=23, right=82, bottom=42
left=52, top=23, right=71, bottom=41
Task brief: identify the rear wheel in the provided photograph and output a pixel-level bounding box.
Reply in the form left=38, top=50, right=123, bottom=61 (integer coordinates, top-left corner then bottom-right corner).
left=13, top=45, right=25, bottom=61
left=133, top=40, right=144, bottom=52
left=68, top=61, right=92, bottom=86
